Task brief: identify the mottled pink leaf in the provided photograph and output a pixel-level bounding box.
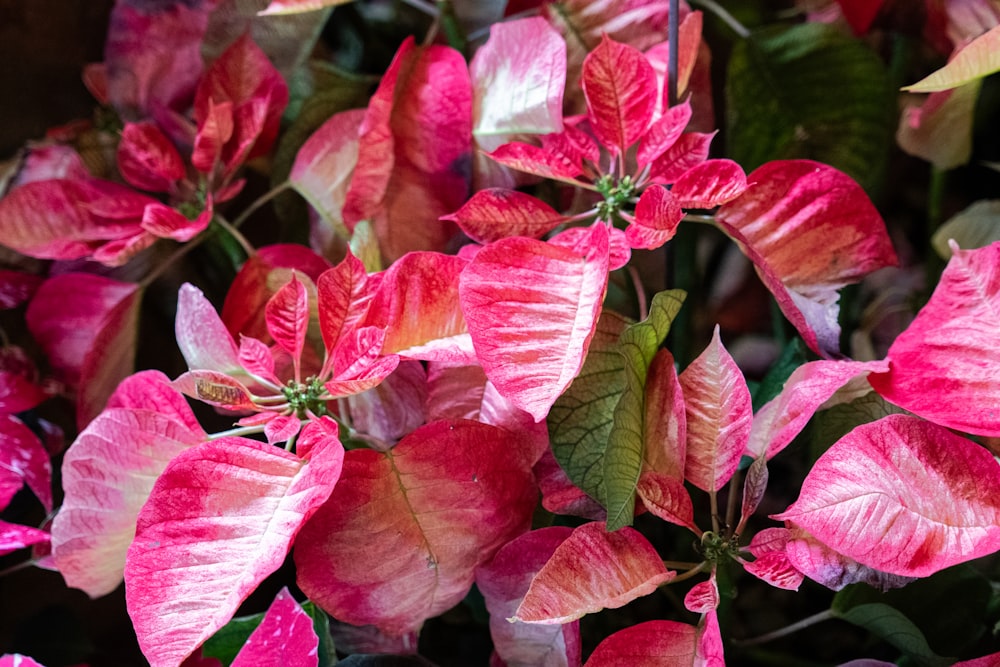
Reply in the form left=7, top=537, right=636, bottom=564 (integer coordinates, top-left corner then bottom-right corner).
left=52, top=405, right=207, bottom=597
left=315, top=251, right=369, bottom=358
left=0, top=654, right=47, bottom=667
left=716, top=160, right=897, bottom=357
left=583, top=619, right=696, bottom=667
left=696, top=610, right=725, bottom=666
left=782, top=526, right=914, bottom=592
left=238, top=336, right=280, bottom=386
left=443, top=189, right=567, bottom=244
left=636, top=101, right=692, bottom=167
left=642, top=349, right=686, bottom=480
left=460, top=223, right=609, bottom=421
left=488, top=141, right=588, bottom=184
left=346, top=361, right=427, bottom=444
left=540, top=125, right=602, bottom=172
left=0, top=520, right=49, bottom=557
left=741, top=527, right=804, bottom=591
left=774, top=414, right=1000, bottom=578
left=117, top=122, right=185, bottom=192
left=955, top=651, right=1000, bottom=667
left=140, top=203, right=211, bottom=243
left=323, top=326, right=400, bottom=398
left=172, top=370, right=260, bottom=412
left=176, top=283, right=243, bottom=376
left=106, top=370, right=204, bottom=434
left=636, top=472, right=697, bottom=533
left=296, top=420, right=536, bottom=635
left=471, top=17, right=566, bottom=141
left=0, top=415, right=52, bottom=513
left=475, top=527, right=581, bottom=667
left=648, top=132, right=715, bottom=184
left=265, top=274, right=309, bottom=375
left=581, top=36, right=657, bottom=156
left=230, top=588, right=318, bottom=667
left=684, top=574, right=719, bottom=613
left=534, top=448, right=606, bottom=520
left=680, top=326, right=752, bottom=492
left=513, top=521, right=674, bottom=624
left=870, top=242, right=1000, bottom=436
left=126, top=434, right=343, bottom=667
left=626, top=185, right=683, bottom=250
left=290, top=108, right=364, bottom=238
left=746, top=359, right=889, bottom=460
left=671, top=159, right=748, bottom=209
left=548, top=225, right=631, bottom=271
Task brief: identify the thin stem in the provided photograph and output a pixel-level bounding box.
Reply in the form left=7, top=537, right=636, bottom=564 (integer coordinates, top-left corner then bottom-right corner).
left=0, top=558, right=37, bottom=578
left=682, top=213, right=716, bottom=225
left=215, top=215, right=257, bottom=258
left=628, top=265, right=649, bottom=320
left=663, top=560, right=703, bottom=570
left=690, top=0, right=751, bottom=39
left=230, top=181, right=291, bottom=230
left=725, top=466, right=742, bottom=536
left=733, top=609, right=837, bottom=647
left=400, top=0, right=439, bottom=17
left=668, top=0, right=679, bottom=106
left=139, top=237, right=202, bottom=289
left=207, top=424, right=267, bottom=440
left=665, top=561, right=709, bottom=585
left=709, top=489, right=720, bottom=533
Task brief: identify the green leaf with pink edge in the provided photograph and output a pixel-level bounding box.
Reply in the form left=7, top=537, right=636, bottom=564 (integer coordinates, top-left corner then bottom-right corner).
left=230, top=588, right=318, bottom=667
left=774, top=415, right=1000, bottom=578
left=294, top=420, right=537, bottom=636
left=870, top=242, right=1000, bottom=436
left=460, top=223, right=610, bottom=422
left=904, top=24, right=1000, bottom=92
left=513, top=521, right=674, bottom=624
left=125, top=424, right=344, bottom=667
left=581, top=35, right=657, bottom=157
left=52, top=372, right=207, bottom=598
left=583, top=619, right=696, bottom=667
left=474, top=527, right=581, bottom=667
left=680, top=326, right=752, bottom=493
left=605, top=289, right=685, bottom=530
left=715, top=160, right=897, bottom=357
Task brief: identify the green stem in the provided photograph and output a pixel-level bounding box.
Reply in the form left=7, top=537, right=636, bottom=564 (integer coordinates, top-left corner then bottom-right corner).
left=689, top=0, right=751, bottom=39
left=215, top=215, right=257, bottom=258
left=436, top=0, right=467, bottom=54
left=139, top=238, right=202, bottom=289
left=733, top=609, right=837, bottom=647
left=725, top=466, right=742, bottom=536
left=665, top=561, right=709, bottom=585
left=207, top=424, right=267, bottom=440
left=230, top=180, right=292, bottom=230
left=0, top=558, right=38, bottom=578
left=669, top=224, right=697, bottom=367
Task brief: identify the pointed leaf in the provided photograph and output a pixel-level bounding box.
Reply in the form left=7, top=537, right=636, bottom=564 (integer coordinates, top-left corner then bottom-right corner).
left=904, top=25, right=1000, bottom=92
left=783, top=527, right=914, bottom=591
left=173, top=371, right=259, bottom=412
left=680, top=326, right=752, bottom=492
left=513, top=522, right=674, bottom=624
left=583, top=619, right=696, bottom=667
left=117, top=122, right=185, bottom=192
left=931, top=200, right=1000, bottom=259
left=238, top=336, right=280, bottom=386
left=0, top=520, right=50, bottom=557
left=684, top=575, right=720, bottom=613
left=696, top=610, right=725, bottom=666
left=670, top=159, right=748, bottom=209
left=869, top=242, right=1000, bottom=436
left=774, top=415, right=1000, bottom=577
left=488, top=141, right=588, bottom=184
left=126, top=435, right=344, bottom=667
left=460, top=223, right=610, bottom=421
left=265, top=274, right=309, bottom=367
left=648, top=131, right=715, bottom=185
left=642, top=348, right=686, bottom=480
left=442, top=189, right=567, bottom=244
left=582, top=36, right=657, bottom=156
left=742, top=527, right=804, bottom=591
left=475, top=527, right=581, bottom=667
left=636, top=101, right=692, bottom=167
left=316, top=250, right=369, bottom=354
left=230, top=588, right=318, bottom=667
left=636, top=472, right=697, bottom=533
left=0, top=415, right=52, bottom=513
left=897, top=82, right=981, bottom=170
left=176, top=283, right=243, bottom=374
left=258, top=0, right=353, bottom=15
left=295, top=420, right=536, bottom=635
left=626, top=186, right=683, bottom=250
left=606, top=289, right=686, bottom=530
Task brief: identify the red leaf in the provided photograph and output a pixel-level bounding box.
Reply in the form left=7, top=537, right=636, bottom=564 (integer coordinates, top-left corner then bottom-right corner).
left=52, top=403, right=206, bottom=597
left=265, top=275, right=309, bottom=375
left=140, top=203, right=211, bottom=243
left=0, top=271, right=43, bottom=310
left=648, top=132, right=715, bottom=184
left=636, top=100, right=692, bottom=167
left=715, top=160, right=897, bottom=357
left=584, top=620, right=696, bottom=667
left=642, top=349, right=686, bottom=480
left=581, top=36, right=657, bottom=156
left=0, top=347, right=47, bottom=414
left=513, top=521, right=674, bottom=624
left=125, top=435, right=343, bottom=667
left=680, top=326, right=752, bottom=492
left=442, top=189, right=567, bottom=244
left=460, top=223, right=609, bottom=421
left=870, top=242, right=1000, bottom=436
left=475, top=527, right=581, bottom=667
left=489, top=140, right=589, bottom=184
left=774, top=415, right=1000, bottom=577
left=671, top=159, right=748, bottom=209
left=230, top=588, right=318, bottom=667
left=636, top=472, right=697, bottom=533
left=117, top=122, right=185, bottom=192
left=295, top=420, right=537, bottom=636
left=835, top=0, right=885, bottom=34
left=696, top=610, right=725, bottom=666
left=0, top=415, right=52, bottom=513
left=238, top=336, right=280, bottom=386
left=626, top=185, right=683, bottom=250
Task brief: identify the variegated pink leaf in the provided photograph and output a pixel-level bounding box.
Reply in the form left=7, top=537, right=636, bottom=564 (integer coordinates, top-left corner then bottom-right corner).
left=715, top=160, right=897, bottom=357
left=230, top=588, right=318, bottom=667
left=173, top=370, right=258, bottom=412
left=782, top=526, right=914, bottom=592
left=671, top=159, right=748, bottom=209
left=741, top=527, right=804, bottom=591
left=0, top=520, right=50, bottom=557
left=581, top=36, right=657, bottom=156
left=125, top=434, right=343, bottom=667
left=696, top=610, right=725, bottom=666
left=316, top=250, right=370, bottom=356
left=105, top=370, right=204, bottom=434
left=117, top=122, right=185, bottom=193
left=548, top=225, right=631, bottom=271
left=442, top=189, right=567, bottom=244
left=626, top=185, right=683, bottom=250
left=0, top=415, right=52, bottom=513
left=0, top=654, right=46, bottom=667
left=583, top=620, right=696, bottom=667
left=680, top=326, right=752, bottom=492
left=636, top=472, right=698, bottom=533
left=471, top=17, right=566, bottom=142
left=684, top=574, right=719, bottom=613
left=746, top=359, right=889, bottom=460
left=52, top=400, right=207, bottom=597
left=648, top=132, right=715, bottom=184
left=534, top=448, right=606, bottom=521
left=642, top=349, right=686, bottom=480
left=460, top=223, right=609, bottom=421
left=636, top=100, right=692, bottom=167
left=238, top=336, right=280, bottom=386
left=488, top=141, right=589, bottom=184
left=346, top=361, right=427, bottom=444
left=870, top=242, right=1000, bottom=436
left=513, top=521, right=674, bottom=624
left=774, top=414, right=1000, bottom=578
left=475, top=527, right=581, bottom=667
left=295, top=420, right=536, bottom=636
left=176, top=283, right=243, bottom=375
left=265, top=274, right=309, bottom=375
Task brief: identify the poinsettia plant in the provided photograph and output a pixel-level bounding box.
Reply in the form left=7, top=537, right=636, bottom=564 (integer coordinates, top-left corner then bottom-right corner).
left=3, top=0, right=1000, bottom=665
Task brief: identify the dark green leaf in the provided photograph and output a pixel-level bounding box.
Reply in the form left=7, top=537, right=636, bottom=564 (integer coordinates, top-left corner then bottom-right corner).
left=809, top=390, right=906, bottom=462
left=200, top=610, right=266, bottom=666
left=751, top=338, right=807, bottom=412
left=726, top=22, right=893, bottom=192
left=832, top=602, right=953, bottom=666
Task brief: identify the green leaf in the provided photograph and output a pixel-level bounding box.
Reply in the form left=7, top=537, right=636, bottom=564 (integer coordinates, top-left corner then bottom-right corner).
left=809, top=389, right=906, bottom=462
left=605, top=290, right=686, bottom=530
left=302, top=601, right=338, bottom=667
left=831, top=602, right=953, bottom=666
left=200, top=611, right=266, bottom=666
left=751, top=338, right=806, bottom=412
left=548, top=310, right=631, bottom=505
left=726, top=22, right=893, bottom=192
left=932, top=200, right=1000, bottom=259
